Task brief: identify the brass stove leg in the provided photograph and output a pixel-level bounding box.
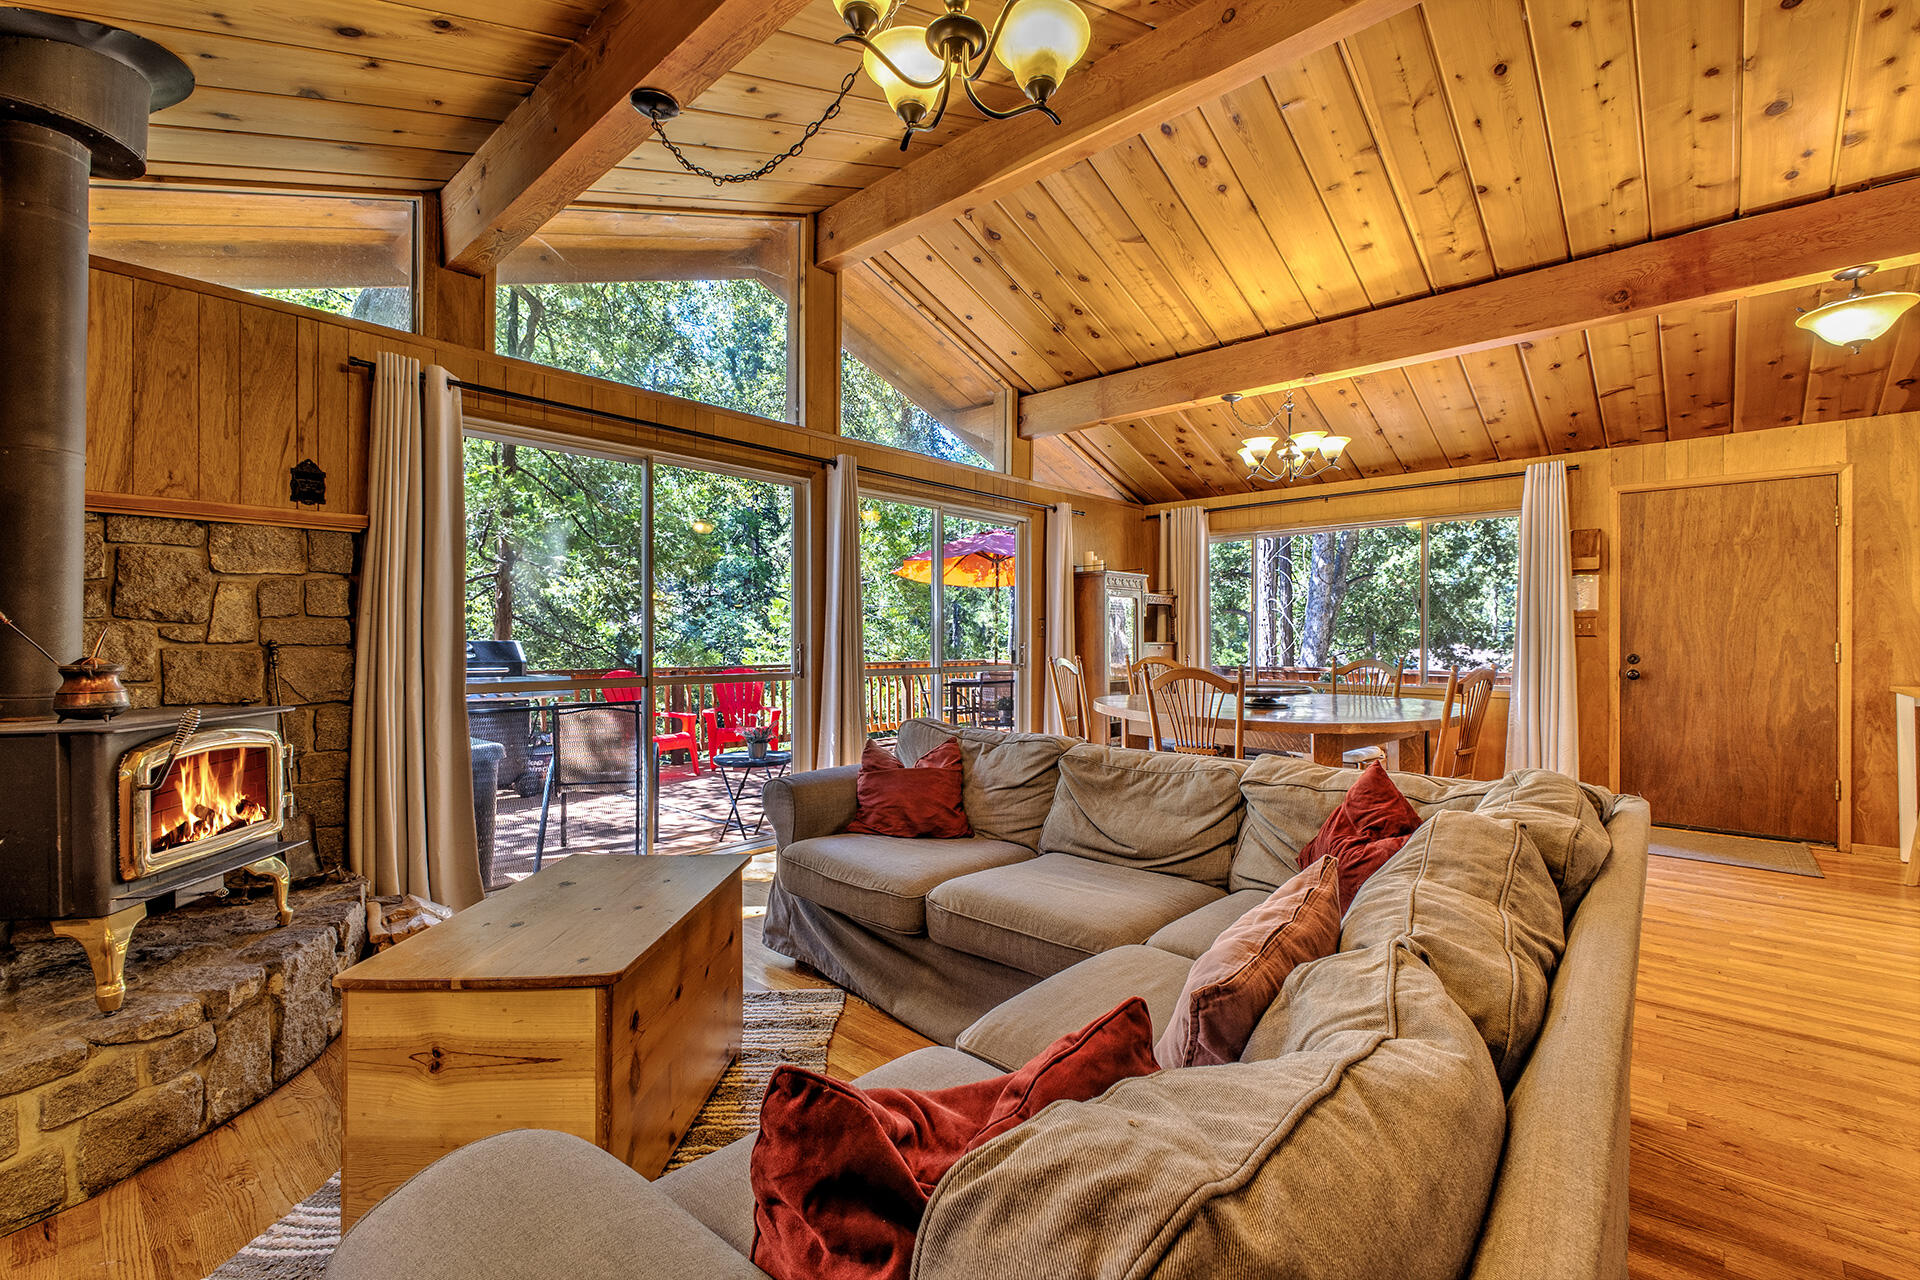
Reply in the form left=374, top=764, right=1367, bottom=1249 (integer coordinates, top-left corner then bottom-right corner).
left=52, top=903, right=147, bottom=1014
left=248, top=855, right=293, bottom=927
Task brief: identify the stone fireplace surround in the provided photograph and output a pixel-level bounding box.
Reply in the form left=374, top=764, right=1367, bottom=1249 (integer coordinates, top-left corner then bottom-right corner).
left=83, top=513, right=359, bottom=881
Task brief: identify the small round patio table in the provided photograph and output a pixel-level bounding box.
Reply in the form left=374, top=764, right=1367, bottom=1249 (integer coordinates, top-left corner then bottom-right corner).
left=712, top=749, right=792, bottom=839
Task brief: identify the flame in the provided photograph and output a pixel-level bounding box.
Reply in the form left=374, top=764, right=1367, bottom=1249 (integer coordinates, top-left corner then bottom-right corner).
left=151, top=747, right=272, bottom=853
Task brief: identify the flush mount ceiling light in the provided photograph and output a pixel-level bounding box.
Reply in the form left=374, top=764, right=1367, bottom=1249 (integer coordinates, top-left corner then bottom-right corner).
left=1225, top=391, right=1350, bottom=486
left=632, top=0, right=1092, bottom=185
left=1794, top=264, right=1920, bottom=354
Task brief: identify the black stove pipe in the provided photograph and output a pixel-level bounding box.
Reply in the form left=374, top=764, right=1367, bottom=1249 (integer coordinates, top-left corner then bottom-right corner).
left=0, top=11, right=189, bottom=719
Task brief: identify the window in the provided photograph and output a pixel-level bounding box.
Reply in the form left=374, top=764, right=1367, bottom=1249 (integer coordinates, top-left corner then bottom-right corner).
left=88, top=185, right=417, bottom=331
left=1208, top=514, right=1519, bottom=683
left=840, top=261, right=1006, bottom=471
left=496, top=208, right=802, bottom=422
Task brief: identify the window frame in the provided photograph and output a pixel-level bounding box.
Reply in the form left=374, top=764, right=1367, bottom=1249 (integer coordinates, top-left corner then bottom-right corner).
left=1207, top=506, right=1520, bottom=689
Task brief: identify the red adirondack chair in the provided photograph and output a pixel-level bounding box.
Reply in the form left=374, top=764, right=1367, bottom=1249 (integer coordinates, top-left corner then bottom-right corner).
left=602, top=670, right=700, bottom=774
left=702, top=671, right=783, bottom=766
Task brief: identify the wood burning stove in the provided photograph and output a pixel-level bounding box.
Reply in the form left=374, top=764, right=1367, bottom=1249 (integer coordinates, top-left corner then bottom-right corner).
left=0, top=707, right=301, bottom=1012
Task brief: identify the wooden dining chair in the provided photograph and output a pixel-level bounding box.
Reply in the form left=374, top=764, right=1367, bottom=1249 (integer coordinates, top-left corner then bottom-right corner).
left=1049, top=654, right=1093, bottom=742
left=1432, top=666, right=1498, bottom=779
left=1127, top=656, right=1181, bottom=695
left=1146, top=665, right=1246, bottom=760
left=1334, top=658, right=1404, bottom=768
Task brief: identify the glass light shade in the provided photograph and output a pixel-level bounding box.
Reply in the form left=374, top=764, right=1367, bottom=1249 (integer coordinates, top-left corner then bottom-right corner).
left=1237, top=446, right=1259, bottom=468
left=1320, top=435, right=1351, bottom=458
left=1241, top=435, right=1277, bottom=459
left=1794, top=290, right=1920, bottom=348
left=865, top=27, right=946, bottom=120
left=1290, top=429, right=1328, bottom=449
left=690, top=517, right=716, bottom=534
left=994, top=0, right=1092, bottom=93
left=833, top=0, right=897, bottom=26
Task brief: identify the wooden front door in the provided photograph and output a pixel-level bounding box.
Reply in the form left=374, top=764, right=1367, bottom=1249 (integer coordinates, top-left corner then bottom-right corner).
left=1618, top=476, right=1840, bottom=842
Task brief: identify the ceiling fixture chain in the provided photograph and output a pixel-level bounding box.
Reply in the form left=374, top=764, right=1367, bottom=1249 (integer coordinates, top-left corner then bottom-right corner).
left=638, top=67, right=862, bottom=187
left=631, top=0, right=1093, bottom=180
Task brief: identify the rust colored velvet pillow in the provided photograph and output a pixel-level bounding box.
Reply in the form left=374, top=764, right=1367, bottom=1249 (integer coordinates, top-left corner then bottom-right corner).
left=1299, top=761, right=1423, bottom=911
left=1155, top=855, right=1343, bottom=1069
left=748, top=997, right=1158, bottom=1280
left=845, top=739, right=971, bottom=839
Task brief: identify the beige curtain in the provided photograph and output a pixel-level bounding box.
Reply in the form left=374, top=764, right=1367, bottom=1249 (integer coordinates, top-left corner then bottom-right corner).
left=1159, top=506, right=1211, bottom=668
left=1043, top=501, right=1076, bottom=733
left=816, top=453, right=868, bottom=767
left=1509, top=459, right=1580, bottom=776
left=349, top=356, right=484, bottom=910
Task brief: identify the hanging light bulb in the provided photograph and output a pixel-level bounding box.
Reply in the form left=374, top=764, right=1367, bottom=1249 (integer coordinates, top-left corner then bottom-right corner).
left=690, top=517, right=716, bottom=535
left=1795, top=265, right=1920, bottom=353
left=832, top=0, right=897, bottom=38
left=863, top=26, right=946, bottom=128
left=994, top=0, right=1092, bottom=105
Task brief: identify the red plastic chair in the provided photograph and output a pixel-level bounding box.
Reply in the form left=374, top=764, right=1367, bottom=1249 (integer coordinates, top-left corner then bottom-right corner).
left=603, top=670, right=700, bottom=774
left=701, top=670, right=784, bottom=766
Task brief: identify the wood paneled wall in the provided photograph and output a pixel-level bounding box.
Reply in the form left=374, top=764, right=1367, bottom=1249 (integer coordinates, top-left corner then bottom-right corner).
left=1163, top=415, right=1920, bottom=849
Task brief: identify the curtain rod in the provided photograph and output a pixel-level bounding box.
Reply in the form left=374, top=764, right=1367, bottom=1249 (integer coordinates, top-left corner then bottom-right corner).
left=1143, top=464, right=1579, bottom=521
left=346, top=356, right=1084, bottom=518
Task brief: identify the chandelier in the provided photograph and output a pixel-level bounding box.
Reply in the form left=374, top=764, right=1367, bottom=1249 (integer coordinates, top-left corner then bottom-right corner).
left=1224, top=391, right=1350, bottom=485
left=632, top=0, right=1093, bottom=182
left=1794, top=264, right=1920, bottom=354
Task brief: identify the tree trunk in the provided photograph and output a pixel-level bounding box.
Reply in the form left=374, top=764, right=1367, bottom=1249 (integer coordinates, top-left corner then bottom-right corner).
left=492, top=443, right=519, bottom=642
left=1300, top=530, right=1357, bottom=666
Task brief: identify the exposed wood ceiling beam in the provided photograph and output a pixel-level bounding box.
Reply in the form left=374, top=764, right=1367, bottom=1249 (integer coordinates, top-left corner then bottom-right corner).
left=1019, top=180, right=1920, bottom=437
left=813, top=0, right=1419, bottom=272
left=439, top=0, right=813, bottom=276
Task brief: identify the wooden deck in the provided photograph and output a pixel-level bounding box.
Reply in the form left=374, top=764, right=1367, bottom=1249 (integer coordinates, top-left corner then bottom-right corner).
left=11, top=847, right=1918, bottom=1280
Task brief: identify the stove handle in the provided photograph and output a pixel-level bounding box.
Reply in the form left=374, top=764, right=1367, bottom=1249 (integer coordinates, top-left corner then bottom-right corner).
left=137, top=708, right=202, bottom=794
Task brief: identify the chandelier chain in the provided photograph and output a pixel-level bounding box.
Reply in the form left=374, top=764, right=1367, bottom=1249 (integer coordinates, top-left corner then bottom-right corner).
left=651, top=67, right=862, bottom=186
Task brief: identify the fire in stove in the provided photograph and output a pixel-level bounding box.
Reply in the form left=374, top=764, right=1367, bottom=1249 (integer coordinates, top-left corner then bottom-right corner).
left=151, top=747, right=273, bottom=853
left=120, top=726, right=288, bottom=880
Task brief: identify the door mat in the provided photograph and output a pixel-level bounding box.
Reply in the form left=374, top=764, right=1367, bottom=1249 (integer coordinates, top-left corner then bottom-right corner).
left=1649, top=826, right=1825, bottom=878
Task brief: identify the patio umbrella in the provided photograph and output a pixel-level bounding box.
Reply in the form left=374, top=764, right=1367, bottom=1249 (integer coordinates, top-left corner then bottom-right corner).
left=895, top=528, right=1017, bottom=662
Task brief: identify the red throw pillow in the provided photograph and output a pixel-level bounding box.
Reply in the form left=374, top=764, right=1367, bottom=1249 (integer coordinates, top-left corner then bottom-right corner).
left=1299, top=762, right=1423, bottom=911
left=1156, top=855, right=1343, bottom=1069
left=845, top=739, right=971, bottom=839
left=748, top=998, right=1158, bottom=1280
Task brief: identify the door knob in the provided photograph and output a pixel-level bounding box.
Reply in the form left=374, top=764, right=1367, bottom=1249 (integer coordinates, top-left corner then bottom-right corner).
left=1626, top=653, right=1641, bottom=664
left=1624, top=668, right=1641, bottom=681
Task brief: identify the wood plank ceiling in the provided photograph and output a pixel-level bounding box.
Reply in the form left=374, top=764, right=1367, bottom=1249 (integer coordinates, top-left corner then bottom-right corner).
left=61, top=0, right=1920, bottom=504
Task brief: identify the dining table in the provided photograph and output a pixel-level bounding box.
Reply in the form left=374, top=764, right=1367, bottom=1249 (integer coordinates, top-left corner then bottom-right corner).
left=1092, top=690, right=1446, bottom=770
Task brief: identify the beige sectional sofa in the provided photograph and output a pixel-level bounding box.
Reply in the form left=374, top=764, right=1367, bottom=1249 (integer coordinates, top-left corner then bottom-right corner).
left=329, top=719, right=1649, bottom=1280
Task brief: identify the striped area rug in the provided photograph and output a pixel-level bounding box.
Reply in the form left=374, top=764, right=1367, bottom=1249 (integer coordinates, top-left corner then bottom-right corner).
left=202, top=988, right=846, bottom=1279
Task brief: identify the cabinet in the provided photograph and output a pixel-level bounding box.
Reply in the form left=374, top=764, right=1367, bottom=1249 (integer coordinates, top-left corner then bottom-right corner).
left=1074, top=569, right=1155, bottom=694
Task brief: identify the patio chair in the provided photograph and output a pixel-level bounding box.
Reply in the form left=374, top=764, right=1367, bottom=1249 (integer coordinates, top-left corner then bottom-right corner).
left=602, top=669, right=700, bottom=774
left=535, top=702, right=643, bottom=868
left=702, top=670, right=784, bottom=767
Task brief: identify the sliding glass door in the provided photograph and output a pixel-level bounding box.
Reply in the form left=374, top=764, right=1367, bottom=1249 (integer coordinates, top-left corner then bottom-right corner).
left=857, top=496, right=1026, bottom=743
left=463, top=433, right=801, bottom=879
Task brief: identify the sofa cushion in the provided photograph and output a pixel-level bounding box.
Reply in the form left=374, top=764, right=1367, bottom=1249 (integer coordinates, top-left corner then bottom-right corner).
left=926, top=854, right=1222, bottom=977
left=777, top=835, right=1034, bottom=935
left=956, top=945, right=1196, bottom=1071
left=1339, top=810, right=1566, bottom=1087
left=1475, top=770, right=1614, bottom=914
left=1156, top=855, right=1343, bottom=1069
left=748, top=1000, right=1157, bottom=1280
left=1143, top=889, right=1272, bottom=960
left=1299, top=761, right=1424, bottom=910
left=893, top=719, right=1074, bottom=850
left=914, top=941, right=1506, bottom=1280
left=1039, top=744, right=1247, bottom=887
left=656, top=1048, right=1008, bottom=1258
left=1231, top=754, right=1496, bottom=892
left=846, top=740, right=970, bottom=840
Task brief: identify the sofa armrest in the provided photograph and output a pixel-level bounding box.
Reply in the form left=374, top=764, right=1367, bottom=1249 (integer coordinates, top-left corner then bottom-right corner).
left=326, top=1130, right=769, bottom=1280
left=764, top=765, right=859, bottom=850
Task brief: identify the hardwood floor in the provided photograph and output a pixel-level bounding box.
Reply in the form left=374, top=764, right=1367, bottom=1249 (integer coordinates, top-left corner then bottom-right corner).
left=9, top=848, right=1914, bottom=1280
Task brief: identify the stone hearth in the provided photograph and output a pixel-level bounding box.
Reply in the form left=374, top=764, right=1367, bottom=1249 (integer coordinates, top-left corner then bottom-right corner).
left=0, top=880, right=367, bottom=1234
left=83, top=514, right=359, bottom=880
